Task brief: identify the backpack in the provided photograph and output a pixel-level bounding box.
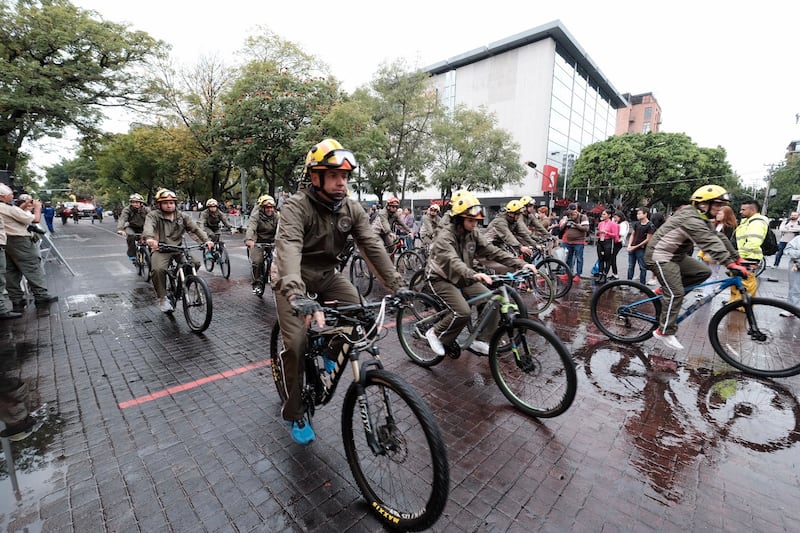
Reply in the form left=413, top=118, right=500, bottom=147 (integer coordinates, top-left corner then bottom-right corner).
left=761, top=227, right=779, bottom=256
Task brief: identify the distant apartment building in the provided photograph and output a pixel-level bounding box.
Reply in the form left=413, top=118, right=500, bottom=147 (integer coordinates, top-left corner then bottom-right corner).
left=786, top=140, right=800, bottom=163
left=424, top=20, right=627, bottom=210
left=616, top=92, right=662, bottom=135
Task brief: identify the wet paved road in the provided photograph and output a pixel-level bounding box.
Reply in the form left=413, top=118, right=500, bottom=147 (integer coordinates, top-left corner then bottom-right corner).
left=2, top=220, right=799, bottom=532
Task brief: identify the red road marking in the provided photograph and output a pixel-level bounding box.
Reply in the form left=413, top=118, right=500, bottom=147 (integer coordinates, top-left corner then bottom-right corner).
left=118, top=360, right=272, bottom=409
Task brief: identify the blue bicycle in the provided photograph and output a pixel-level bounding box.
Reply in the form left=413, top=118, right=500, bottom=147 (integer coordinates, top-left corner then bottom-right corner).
left=590, top=269, right=800, bottom=378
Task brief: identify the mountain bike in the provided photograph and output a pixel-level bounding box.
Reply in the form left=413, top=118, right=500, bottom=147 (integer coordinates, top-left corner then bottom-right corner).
left=349, top=238, right=423, bottom=298
left=248, top=242, right=274, bottom=297
left=270, top=295, right=449, bottom=531
left=337, top=238, right=375, bottom=297
left=133, top=234, right=151, bottom=279
left=158, top=243, right=213, bottom=333
left=590, top=268, right=800, bottom=378
left=396, top=271, right=577, bottom=418
left=525, top=238, right=573, bottom=298
left=203, top=236, right=231, bottom=279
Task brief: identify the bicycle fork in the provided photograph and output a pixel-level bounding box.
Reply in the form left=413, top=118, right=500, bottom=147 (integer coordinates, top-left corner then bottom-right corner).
left=353, top=359, right=396, bottom=456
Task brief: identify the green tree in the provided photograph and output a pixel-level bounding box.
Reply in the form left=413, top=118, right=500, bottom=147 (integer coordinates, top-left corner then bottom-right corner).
left=0, top=0, right=166, bottom=174
left=762, top=159, right=800, bottom=218
left=429, top=105, right=525, bottom=200
left=570, top=132, right=736, bottom=213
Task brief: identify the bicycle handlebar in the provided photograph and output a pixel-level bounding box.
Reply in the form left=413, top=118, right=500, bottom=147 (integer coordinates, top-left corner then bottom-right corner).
left=156, top=243, right=207, bottom=254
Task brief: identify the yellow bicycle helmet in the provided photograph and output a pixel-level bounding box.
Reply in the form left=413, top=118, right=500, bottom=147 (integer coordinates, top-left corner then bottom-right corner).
left=450, top=190, right=484, bottom=219
left=519, top=195, right=533, bottom=207
left=690, top=185, right=731, bottom=205
left=258, top=194, right=275, bottom=206
left=304, top=139, right=358, bottom=175
left=206, top=198, right=219, bottom=207
left=505, top=200, right=525, bottom=214
left=155, top=189, right=177, bottom=203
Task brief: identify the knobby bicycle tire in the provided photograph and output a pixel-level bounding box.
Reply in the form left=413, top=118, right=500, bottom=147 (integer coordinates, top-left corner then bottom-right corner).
left=219, top=248, right=231, bottom=279
left=396, top=250, right=425, bottom=287
left=341, top=369, right=449, bottom=531
left=166, top=272, right=179, bottom=311
left=270, top=322, right=290, bottom=404
left=709, top=297, right=800, bottom=378
left=203, top=253, right=215, bottom=272
left=143, top=251, right=151, bottom=281
left=591, top=280, right=660, bottom=343
left=182, top=275, right=212, bottom=333
left=514, top=272, right=555, bottom=314
left=350, top=255, right=374, bottom=296
left=396, top=292, right=447, bottom=367
left=536, top=257, right=573, bottom=298
left=488, top=317, right=577, bottom=418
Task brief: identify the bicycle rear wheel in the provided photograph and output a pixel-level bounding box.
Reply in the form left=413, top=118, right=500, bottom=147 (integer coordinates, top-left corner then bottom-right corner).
left=396, top=251, right=425, bottom=286
left=219, top=248, right=231, bottom=279
left=536, top=257, right=573, bottom=298
left=591, top=280, right=659, bottom=342
left=709, top=298, right=800, bottom=378
left=203, top=253, right=215, bottom=272
left=350, top=255, right=374, bottom=296
left=396, top=292, right=447, bottom=367
left=182, top=276, right=212, bottom=332
left=489, top=318, right=577, bottom=418
left=342, top=369, right=449, bottom=531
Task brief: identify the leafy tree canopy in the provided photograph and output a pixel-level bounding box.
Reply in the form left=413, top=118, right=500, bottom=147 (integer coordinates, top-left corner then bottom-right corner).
left=0, top=0, right=166, bottom=173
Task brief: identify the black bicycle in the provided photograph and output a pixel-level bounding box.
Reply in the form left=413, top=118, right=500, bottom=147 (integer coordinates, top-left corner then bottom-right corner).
left=270, top=295, right=449, bottom=531
left=203, top=236, right=231, bottom=279
left=397, top=272, right=577, bottom=418
left=133, top=234, right=151, bottom=279
left=157, top=243, right=213, bottom=333
left=248, top=242, right=274, bottom=297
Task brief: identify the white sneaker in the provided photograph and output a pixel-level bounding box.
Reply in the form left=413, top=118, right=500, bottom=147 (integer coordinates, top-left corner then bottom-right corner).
left=425, top=328, right=445, bottom=356
left=646, top=279, right=658, bottom=286
left=469, top=340, right=490, bottom=355
left=158, top=297, right=174, bottom=313
left=653, top=329, right=684, bottom=350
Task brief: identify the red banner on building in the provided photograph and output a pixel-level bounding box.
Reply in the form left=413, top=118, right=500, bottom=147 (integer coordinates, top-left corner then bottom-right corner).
left=541, top=165, right=558, bottom=193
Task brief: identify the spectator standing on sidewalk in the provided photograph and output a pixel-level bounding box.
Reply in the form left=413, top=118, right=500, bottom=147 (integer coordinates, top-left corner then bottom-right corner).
left=731, top=199, right=768, bottom=303
left=595, top=209, right=619, bottom=282
left=774, top=212, right=800, bottom=268
left=0, top=186, right=58, bottom=313
left=42, top=201, right=55, bottom=233
left=781, top=233, right=800, bottom=317
left=608, top=211, right=628, bottom=280
left=559, top=202, right=590, bottom=283
left=0, top=185, right=22, bottom=319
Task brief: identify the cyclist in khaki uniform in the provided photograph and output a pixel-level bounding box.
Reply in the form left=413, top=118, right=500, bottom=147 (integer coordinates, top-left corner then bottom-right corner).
left=116, top=193, right=150, bottom=261
left=199, top=198, right=235, bottom=244
left=423, top=191, right=538, bottom=357
left=373, top=196, right=412, bottom=248
left=484, top=199, right=538, bottom=258
left=272, top=139, right=412, bottom=445
left=520, top=195, right=551, bottom=240
left=419, top=204, right=441, bottom=250
left=244, top=194, right=279, bottom=295
left=143, top=189, right=213, bottom=313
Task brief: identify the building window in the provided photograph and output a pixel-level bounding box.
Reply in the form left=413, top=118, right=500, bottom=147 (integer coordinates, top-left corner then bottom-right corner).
left=642, top=122, right=651, bottom=134
left=644, top=106, right=652, bottom=120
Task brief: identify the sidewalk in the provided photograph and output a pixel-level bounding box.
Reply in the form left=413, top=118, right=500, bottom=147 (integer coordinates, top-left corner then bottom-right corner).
left=2, top=222, right=799, bottom=532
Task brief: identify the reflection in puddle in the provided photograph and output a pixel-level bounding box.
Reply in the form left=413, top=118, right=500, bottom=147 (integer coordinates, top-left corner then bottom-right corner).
left=1, top=404, right=65, bottom=531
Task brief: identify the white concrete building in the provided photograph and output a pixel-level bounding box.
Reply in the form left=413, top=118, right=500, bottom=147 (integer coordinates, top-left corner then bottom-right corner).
left=424, top=20, right=627, bottom=211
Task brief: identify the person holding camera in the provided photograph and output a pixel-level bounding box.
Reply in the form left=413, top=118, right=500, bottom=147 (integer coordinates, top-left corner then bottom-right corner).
left=559, top=203, right=590, bottom=283
left=0, top=186, right=58, bottom=313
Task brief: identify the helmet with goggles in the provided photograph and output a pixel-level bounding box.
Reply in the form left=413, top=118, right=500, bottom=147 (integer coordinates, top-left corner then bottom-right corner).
left=258, top=194, right=275, bottom=207
left=206, top=198, right=219, bottom=207
left=155, top=189, right=177, bottom=203
left=450, top=190, right=484, bottom=219
left=129, top=193, right=144, bottom=202
left=304, top=138, right=358, bottom=176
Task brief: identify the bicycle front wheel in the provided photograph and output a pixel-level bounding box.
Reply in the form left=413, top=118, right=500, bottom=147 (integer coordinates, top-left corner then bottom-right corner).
left=270, top=322, right=289, bottom=403
left=182, top=276, right=212, bottom=332
left=143, top=249, right=151, bottom=281
left=489, top=318, right=577, bottom=418
left=219, top=248, right=231, bottom=279
left=709, top=298, right=800, bottom=378
left=591, top=280, right=659, bottom=342
left=396, top=292, right=447, bottom=367
left=536, top=257, right=573, bottom=298
left=203, top=253, right=215, bottom=272
left=350, top=255, right=374, bottom=296
left=396, top=251, right=425, bottom=286
left=516, top=272, right=555, bottom=314
left=342, top=369, right=449, bottom=532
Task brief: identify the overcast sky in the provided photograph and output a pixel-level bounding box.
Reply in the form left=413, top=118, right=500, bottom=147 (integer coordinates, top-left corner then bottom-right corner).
left=31, top=0, right=800, bottom=187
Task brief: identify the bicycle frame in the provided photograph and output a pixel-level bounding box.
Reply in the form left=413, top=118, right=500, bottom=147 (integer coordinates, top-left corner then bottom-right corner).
left=621, top=274, right=748, bottom=326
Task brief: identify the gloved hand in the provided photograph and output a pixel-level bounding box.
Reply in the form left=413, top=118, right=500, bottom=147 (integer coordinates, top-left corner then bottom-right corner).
left=290, top=297, right=322, bottom=316
left=726, top=262, right=750, bottom=278
left=395, top=287, right=415, bottom=302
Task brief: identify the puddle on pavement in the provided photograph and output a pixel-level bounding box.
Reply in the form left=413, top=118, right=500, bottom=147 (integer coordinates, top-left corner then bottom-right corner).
left=0, top=404, right=65, bottom=532
left=68, top=310, right=101, bottom=318
left=575, top=339, right=800, bottom=504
